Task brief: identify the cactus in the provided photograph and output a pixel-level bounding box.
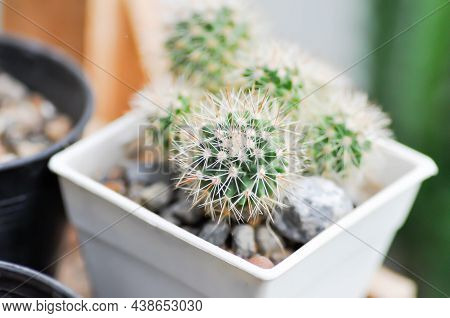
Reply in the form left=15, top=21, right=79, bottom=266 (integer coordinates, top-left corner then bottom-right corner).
left=131, top=81, right=202, bottom=157
left=171, top=90, right=305, bottom=222
left=232, top=42, right=304, bottom=114
left=302, top=90, right=391, bottom=177
left=165, top=2, right=251, bottom=92
left=307, top=115, right=369, bottom=175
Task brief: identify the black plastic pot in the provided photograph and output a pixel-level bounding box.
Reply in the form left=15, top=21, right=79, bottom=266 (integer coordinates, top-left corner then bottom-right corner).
left=0, top=261, right=76, bottom=297
left=0, top=35, right=93, bottom=275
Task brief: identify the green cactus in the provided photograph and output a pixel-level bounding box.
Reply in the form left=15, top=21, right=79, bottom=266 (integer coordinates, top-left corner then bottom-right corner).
left=131, top=82, right=201, bottom=159
left=172, top=90, right=305, bottom=222
left=227, top=42, right=305, bottom=114
left=240, top=65, right=303, bottom=114
left=165, top=5, right=251, bottom=92
left=306, top=115, right=371, bottom=175
left=302, top=90, right=391, bottom=177
left=149, top=93, right=193, bottom=153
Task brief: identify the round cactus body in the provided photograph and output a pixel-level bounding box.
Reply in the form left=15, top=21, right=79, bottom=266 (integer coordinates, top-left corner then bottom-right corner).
left=165, top=4, right=251, bottom=92
left=172, top=90, right=305, bottom=222
left=302, top=90, right=391, bottom=177
left=232, top=42, right=304, bottom=114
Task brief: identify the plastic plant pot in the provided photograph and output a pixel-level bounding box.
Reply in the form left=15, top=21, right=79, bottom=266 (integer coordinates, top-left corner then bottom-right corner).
left=0, top=260, right=76, bottom=298
left=49, top=111, right=437, bottom=297
left=0, top=35, right=93, bottom=275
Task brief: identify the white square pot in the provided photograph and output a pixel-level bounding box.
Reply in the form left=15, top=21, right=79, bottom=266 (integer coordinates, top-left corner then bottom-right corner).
left=49, top=111, right=437, bottom=297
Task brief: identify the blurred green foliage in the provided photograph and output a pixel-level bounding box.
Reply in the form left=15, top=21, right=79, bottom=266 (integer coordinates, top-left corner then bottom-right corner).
left=371, top=0, right=450, bottom=297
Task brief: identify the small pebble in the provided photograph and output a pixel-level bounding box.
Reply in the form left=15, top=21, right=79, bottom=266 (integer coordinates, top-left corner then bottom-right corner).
left=0, top=73, right=27, bottom=100
left=44, top=115, right=72, bottom=142
left=181, top=226, right=200, bottom=235
left=270, top=249, right=293, bottom=265
left=37, top=99, right=57, bottom=119
left=160, top=209, right=181, bottom=226
left=125, top=160, right=148, bottom=184
left=199, top=221, right=230, bottom=247
left=248, top=255, right=274, bottom=269
left=0, top=152, right=17, bottom=164
left=14, top=141, right=48, bottom=157
left=106, top=165, right=126, bottom=180
left=256, top=226, right=284, bottom=257
left=0, top=143, right=8, bottom=155
left=12, top=105, right=44, bottom=134
left=162, top=197, right=204, bottom=225
left=232, top=225, right=257, bottom=258
left=0, top=72, right=72, bottom=163
left=2, top=122, right=31, bottom=142
left=127, top=183, right=145, bottom=202
left=140, top=182, right=172, bottom=211
left=103, top=180, right=127, bottom=195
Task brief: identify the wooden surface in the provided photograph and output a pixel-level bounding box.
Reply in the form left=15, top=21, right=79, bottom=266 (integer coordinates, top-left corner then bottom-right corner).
left=56, top=226, right=92, bottom=298
left=2, top=0, right=149, bottom=123
left=124, top=0, right=167, bottom=80
left=83, top=0, right=148, bottom=121
left=2, top=0, right=87, bottom=62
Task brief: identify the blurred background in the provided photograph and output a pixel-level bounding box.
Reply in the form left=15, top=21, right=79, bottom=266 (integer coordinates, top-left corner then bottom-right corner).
left=258, top=0, right=450, bottom=297
left=1, top=0, right=448, bottom=297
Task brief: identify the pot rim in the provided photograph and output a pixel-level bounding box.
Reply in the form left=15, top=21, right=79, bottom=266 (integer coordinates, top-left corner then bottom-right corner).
left=49, top=111, right=438, bottom=281
left=0, top=34, right=94, bottom=172
left=0, top=260, right=77, bottom=297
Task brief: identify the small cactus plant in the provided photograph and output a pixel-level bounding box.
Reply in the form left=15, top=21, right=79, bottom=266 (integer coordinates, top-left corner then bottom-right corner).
left=165, top=2, right=251, bottom=92
left=303, top=90, right=391, bottom=177
left=307, top=115, right=369, bottom=175
left=233, top=42, right=304, bottom=114
left=131, top=81, right=202, bottom=157
left=171, top=90, right=305, bottom=222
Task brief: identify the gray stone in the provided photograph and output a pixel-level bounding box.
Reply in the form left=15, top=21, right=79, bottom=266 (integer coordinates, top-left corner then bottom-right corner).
left=37, top=99, right=57, bottom=120
left=4, top=104, right=44, bottom=136
left=2, top=111, right=43, bottom=143
left=1, top=125, right=27, bottom=146
left=256, top=226, right=284, bottom=257
left=0, top=72, right=72, bottom=161
left=199, top=221, right=230, bottom=247
left=127, top=183, right=145, bottom=202
left=140, top=182, right=172, bottom=211
left=273, top=176, right=353, bottom=244
left=162, top=197, right=204, bottom=225
left=0, top=73, right=27, bottom=100
left=160, top=209, right=181, bottom=226
left=181, top=226, right=200, bottom=235
left=232, top=224, right=257, bottom=258
left=125, top=160, right=148, bottom=184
